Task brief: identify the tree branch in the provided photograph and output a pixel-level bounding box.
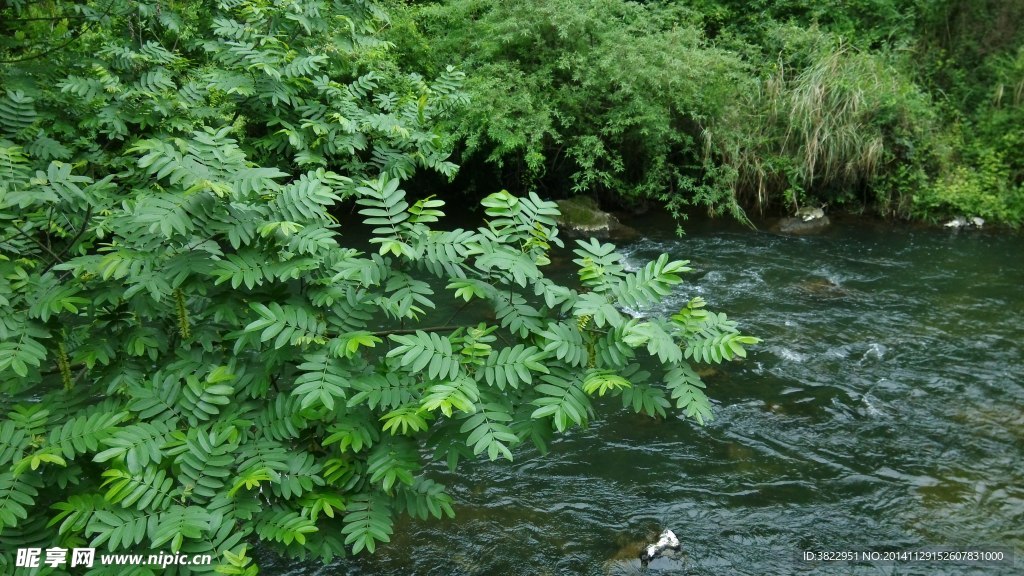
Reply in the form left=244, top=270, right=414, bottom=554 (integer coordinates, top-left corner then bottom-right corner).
left=441, top=299, right=472, bottom=327
left=42, top=205, right=92, bottom=274
left=11, top=224, right=62, bottom=262
left=374, top=324, right=465, bottom=337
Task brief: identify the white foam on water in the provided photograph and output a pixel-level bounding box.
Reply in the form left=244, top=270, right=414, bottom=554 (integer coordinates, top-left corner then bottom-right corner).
left=776, top=347, right=808, bottom=363
left=859, top=342, right=887, bottom=363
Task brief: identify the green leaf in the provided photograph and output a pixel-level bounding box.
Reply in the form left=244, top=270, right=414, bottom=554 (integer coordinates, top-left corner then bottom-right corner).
left=292, top=352, right=351, bottom=410
left=48, top=411, right=130, bottom=460
left=613, top=253, right=690, bottom=309
left=538, top=322, right=588, bottom=367
left=664, top=364, right=713, bottom=424
left=180, top=375, right=235, bottom=425
left=621, top=384, right=670, bottom=418
left=0, top=472, right=38, bottom=531
left=574, top=292, right=625, bottom=328
left=93, top=421, right=173, bottom=473
left=212, top=251, right=268, bottom=289
left=169, top=427, right=238, bottom=502
left=0, top=90, right=37, bottom=135
left=529, top=370, right=592, bottom=432
left=342, top=494, right=393, bottom=554
left=623, top=320, right=683, bottom=364
left=151, top=506, right=213, bottom=553
left=380, top=407, right=431, bottom=436
left=387, top=331, right=460, bottom=380
left=482, top=344, right=549, bottom=390
left=396, top=478, right=455, bottom=520
left=228, top=468, right=275, bottom=498
left=0, top=334, right=47, bottom=378
left=337, top=331, right=383, bottom=357
left=459, top=403, right=518, bottom=461
left=323, top=419, right=379, bottom=454
left=573, top=238, right=625, bottom=292
left=446, top=279, right=490, bottom=302
left=256, top=507, right=319, bottom=546
left=420, top=376, right=479, bottom=417
left=366, top=439, right=420, bottom=492
left=49, top=494, right=109, bottom=535
left=581, top=370, right=632, bottom=397
left=0, top=420, right=28, bottom=467
left=86, top=507, right=148, bottom=552
left=243, top=302, right=327, bottom=349
left=347, top=373, right=416, bottom=411
left=12, top=449, right=68, bottom=476
left=100, top=467, right=177, bottom=511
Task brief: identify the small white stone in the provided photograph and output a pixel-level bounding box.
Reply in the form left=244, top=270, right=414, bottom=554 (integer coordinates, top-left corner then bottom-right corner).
left=642, top=529, right=682, bottom=564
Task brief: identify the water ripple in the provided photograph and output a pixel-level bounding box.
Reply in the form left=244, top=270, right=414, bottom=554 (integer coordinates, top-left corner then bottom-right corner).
left=267, top=220, right=1024, bottom=576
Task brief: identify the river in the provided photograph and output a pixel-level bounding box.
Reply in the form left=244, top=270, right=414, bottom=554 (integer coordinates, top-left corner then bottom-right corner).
left=268, top=214, right=1023, bottom=575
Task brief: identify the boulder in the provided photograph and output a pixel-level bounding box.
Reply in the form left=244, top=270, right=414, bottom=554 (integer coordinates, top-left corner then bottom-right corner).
left=796, top=206, right=826, bottom=221
left=556, top=196, right=639, bottom=241
left=773, top=215, right=831, bottom=235
left=944, top=216, right=985, bottom=229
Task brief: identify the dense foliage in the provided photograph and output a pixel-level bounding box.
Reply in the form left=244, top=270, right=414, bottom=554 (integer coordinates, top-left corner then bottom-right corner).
left=387, top=0, right=1024, bottom=225
left=0, top=0, right=758, bottom=572
left=387, top=0, right=753, bottom=219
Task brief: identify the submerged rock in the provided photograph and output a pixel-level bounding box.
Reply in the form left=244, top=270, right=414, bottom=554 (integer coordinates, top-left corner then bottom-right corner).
left=556, top=196, right=639, bottom=241
left=604, top=528, right=687, bottom=575
left=794, top=277, right=848, bottom=299
left=773, top=215, right=831, bottom=235
left=944, top=216, right=985, bottom=229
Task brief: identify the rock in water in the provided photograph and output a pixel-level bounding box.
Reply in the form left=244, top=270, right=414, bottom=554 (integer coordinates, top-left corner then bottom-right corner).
left=640, top=529, right=682, bottom=567
left=774, top=215, right=831, bottom=235
left=944, top=216, right=985, bottom=230
left=555, top=196, right=639, bottom=241
left=797, top=206, right=826, bottom=222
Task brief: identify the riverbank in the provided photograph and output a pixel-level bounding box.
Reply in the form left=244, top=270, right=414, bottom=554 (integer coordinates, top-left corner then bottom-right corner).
left=386, top=0, right=1024, bottom=227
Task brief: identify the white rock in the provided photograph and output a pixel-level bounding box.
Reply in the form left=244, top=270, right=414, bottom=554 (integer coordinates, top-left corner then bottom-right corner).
left=641, top=529, right=682, bottom=565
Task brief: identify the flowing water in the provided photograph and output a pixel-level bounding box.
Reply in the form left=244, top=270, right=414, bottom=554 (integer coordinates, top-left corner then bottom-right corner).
left=272, top=215, right=1023, bottom=575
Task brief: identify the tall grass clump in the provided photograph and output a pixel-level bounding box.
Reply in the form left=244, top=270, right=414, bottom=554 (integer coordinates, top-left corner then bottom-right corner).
left=708, top=26, right=936, bottom=214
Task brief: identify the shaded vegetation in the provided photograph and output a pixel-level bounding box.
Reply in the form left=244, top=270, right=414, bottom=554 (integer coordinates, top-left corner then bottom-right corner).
left=385, top=0, right=1024, bottom=225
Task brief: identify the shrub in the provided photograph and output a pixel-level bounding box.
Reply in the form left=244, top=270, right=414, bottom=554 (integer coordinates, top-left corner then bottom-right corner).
left=0, top=0, right=758, bottom=571
left=386, top=0, right=751, bottom=216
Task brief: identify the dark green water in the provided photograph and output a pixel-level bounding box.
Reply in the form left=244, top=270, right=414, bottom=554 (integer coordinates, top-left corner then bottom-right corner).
left=272, top=216, right=1023, bottom=575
